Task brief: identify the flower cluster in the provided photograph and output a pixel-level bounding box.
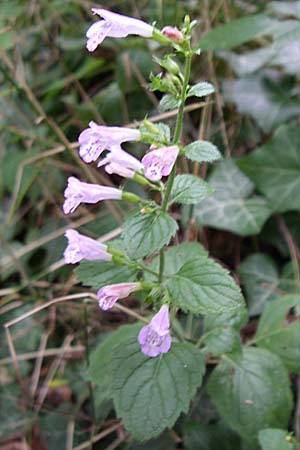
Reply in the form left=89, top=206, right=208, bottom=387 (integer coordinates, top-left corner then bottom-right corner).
left=61, top=7, right=178, bottom=358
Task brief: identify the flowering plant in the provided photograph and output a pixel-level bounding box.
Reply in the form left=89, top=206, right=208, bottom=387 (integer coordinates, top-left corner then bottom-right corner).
left=59, top=7, right=287, bottom=445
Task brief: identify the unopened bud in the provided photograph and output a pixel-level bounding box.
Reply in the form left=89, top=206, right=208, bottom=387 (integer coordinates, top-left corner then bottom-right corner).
left=161, top=26, right=183, bottom=42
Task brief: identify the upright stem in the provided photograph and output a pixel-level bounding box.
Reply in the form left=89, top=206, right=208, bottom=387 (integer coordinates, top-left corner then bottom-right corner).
left=158, top=49, right=192, bottom=284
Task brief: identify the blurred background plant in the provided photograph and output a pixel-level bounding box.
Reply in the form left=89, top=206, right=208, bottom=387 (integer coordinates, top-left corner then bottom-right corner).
left=1, top=0, right=300, bottom=449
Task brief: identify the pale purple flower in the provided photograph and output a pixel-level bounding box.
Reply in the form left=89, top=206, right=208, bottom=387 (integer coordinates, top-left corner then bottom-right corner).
left=138, top=305, right=171, bottom=357
left=64, top=229, right=111, bottom=264
left=162, top=26, right=183, bottom=42
left=97, top=146, right=143, bottom=172
left=105, top=162, right=135, bottom=178
left=86, top=8, right=153, bottom=51
left=97, top=282, right=142, bottom=310
left=142, top=145, right=179, bottom=181
left=78, top=121, right=140, bottom=163
left=63, top=177, right=122, bottom=214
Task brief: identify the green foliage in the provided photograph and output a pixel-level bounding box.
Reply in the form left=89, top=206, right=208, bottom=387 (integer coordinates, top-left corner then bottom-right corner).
left=158, top=94, right=180, bottom=112
left=75, top=260, right=138, bottom=289
left=187, top=82, right=215, bottom=98
left=194, top=160, right=271, bottom=236
left=111, top=336, right=205, bottom=441
left=208, top=347, right=293, bottom=445
left=258, top=428, right=300, bottom=450
left=183, top=140, right=222, bottom=163
left=170, top=174, right=213, bottom=205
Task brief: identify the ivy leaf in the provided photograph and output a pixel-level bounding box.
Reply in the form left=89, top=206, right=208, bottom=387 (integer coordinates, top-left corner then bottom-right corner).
left=187, top=82, right=215, bottom=98
left=122, top=210, right=178, bottom=259
left=165, top=254, right=244, bottom=315
left=238, top=123, right=300, bottom=212
left=158, top=94, right=180, bottom=112
left=255, top=294, right=300, bottom=371
left=208, top=347, right=292, bottom=445
left=194, top=160, right=272, bottom=236
left=197, top=14, right=280, bottom=50
left=170, top=174, right=213, bottom=205
left=111, top=336, right=205, bottom=441
left=89, top=324, right=140, bottom=404
left=75, top=260, right=137, bottom=289
left=183, top=140, right=222, bottom=163
left=259, top=428, right=299, bottom=450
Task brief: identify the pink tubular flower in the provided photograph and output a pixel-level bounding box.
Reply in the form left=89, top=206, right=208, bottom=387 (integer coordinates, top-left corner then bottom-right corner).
left=97, top=282, right=142, bottom=310
left=105, top=162, right=135, bottom=178
left=86, top=8, right=153, bottom=51
left=97, top=146, right=143, bottom=173
left=138, top=305, right=171, bottom=357
left=161, top=26, right=183, bottom=42
left=63, top=177, right=122, bottom=214
left=142, top=145, right=179, bottom=181
left=63, top=229, right=112, bottom=264
left=78, top=121, right=141, bottom=163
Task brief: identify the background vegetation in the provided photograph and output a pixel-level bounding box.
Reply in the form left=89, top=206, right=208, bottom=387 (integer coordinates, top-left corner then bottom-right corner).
left=1, top=0, right=300, bottom=448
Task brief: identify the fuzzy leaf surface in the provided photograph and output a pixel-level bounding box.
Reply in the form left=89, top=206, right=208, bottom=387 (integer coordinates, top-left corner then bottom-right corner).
left=75, top=261, right=137, bottom=289
left=187, top=82, right=215, bottom=98
left=170, top=174, right=213, bottom=205
left=183, top=140, right=222, bottom=163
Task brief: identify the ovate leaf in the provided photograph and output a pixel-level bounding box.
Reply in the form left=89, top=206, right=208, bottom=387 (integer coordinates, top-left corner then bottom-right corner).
left=170, top=174, right=213, bottom=205
left=75, top=260, right=138, bottom=289
left=194, top=160, right=271, bottom=236
left=165, top=254, right=244, bottom=315
left=187, top=82, right=215, bottom=98
left=238, top=123, right=300, bottom=212
left=183, top=140, right=222, bottom=163
left=158, top=94, right=180, bottom=112
left=122, top=210, right=178, bottom=259
left=208, top=347, right=292, bottom=444
left=111, top=337, right=205, bottom=441
left=259, top=428, right=299, bottom=450
left=255, top=294, right=300, bottom=371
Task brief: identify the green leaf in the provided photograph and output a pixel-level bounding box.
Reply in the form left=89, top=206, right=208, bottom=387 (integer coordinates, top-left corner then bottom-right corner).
left=255, top=295, right=300, bottom=371
left=183, top=421, right=242, bottom=450
left=183, top=140, right=222, bottom=163
left=75, top=260, right=138, bottom=289
left=89, top=324, right=140, bottom=403
left=208, top=347, right=292, bottom=444
left=197, top=14, right=280, bottom=50
left=259, top=428, right=299, bottom=450
left=268, top=1, right=300, bottom=19
left=238, top=123, right=300, bottom=212
left=194, top=160, right=272, bottom=236
left=165, top=254, right=244, bottom=315
left=158, top=94, right=180, bottom=112
left=170, top=174, right=213, bottom=205
left=187, top=82, right=215, bottom=98
left=238, top=253, right=279, bottom=316
left=122, top=210, right=178, bottom=259
left=111, top=337, right=205, bottom=441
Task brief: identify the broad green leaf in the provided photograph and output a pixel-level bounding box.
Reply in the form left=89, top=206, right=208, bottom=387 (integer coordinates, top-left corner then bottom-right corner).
left=255, top=295, right=300, bottom=371
left=187, top=82, right=215, bottom=98
left=111, top=337, right=205, bottom=441
left=208, top=347, right=292, bottom=444
left=165, top=254, right=244, bottom=315
left=194, top=160, right=271, bottom=236
left=259, top=428, right=299, bottom=450
left=89, top=324, right=140, bottom=403
left=122, top=210, right=178, bottom=259
left=170, top=174, right=213, bottom=205
left=238, top=253, right=279, bottom=316
left=197, top=14, right=280, bottom=50
left=238, top=123, right=300, bottom=212
left=75, top=260, right=138, bottom=289
left=158, top=94, right=180, bottom=112
left=183, top=140, right=222, bottom=163
left=268, top=1, right=300, bottom=18
left=183, top=421, right=242, bottom=450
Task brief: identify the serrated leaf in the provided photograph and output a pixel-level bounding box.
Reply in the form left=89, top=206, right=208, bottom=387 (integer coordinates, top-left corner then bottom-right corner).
left=238, top=123, right=300, bottom=212
left=187, top=82, right=215, bottom=98
left=208, top=347, right=292, bottom=444
left=255, top=294, right=300, bottom=371
left=89, top=324, right=140, bottom=404
left=75, top=260, right=138, bottom=289
left=111, top=337, right=205, bottom=441
left=122, top=210, right=178, bottom=259
left=183, top=140, right=222, bottom=163
left=170, top=174, right=213, bottom=205
left=158, top=94, right=180, bottom=112
left=197, top=14, right=280, bottom=50
left=164, top=254, right=244, bottom=315
left=238, top=253, right=279, bottom=316
left=259, top=428, right=299, bottom=450
left=194, top=160, right=272, bottom=236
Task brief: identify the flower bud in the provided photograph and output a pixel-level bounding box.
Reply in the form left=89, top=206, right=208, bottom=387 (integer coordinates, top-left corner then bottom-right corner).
left=161, top=26, right=183, bottom=42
